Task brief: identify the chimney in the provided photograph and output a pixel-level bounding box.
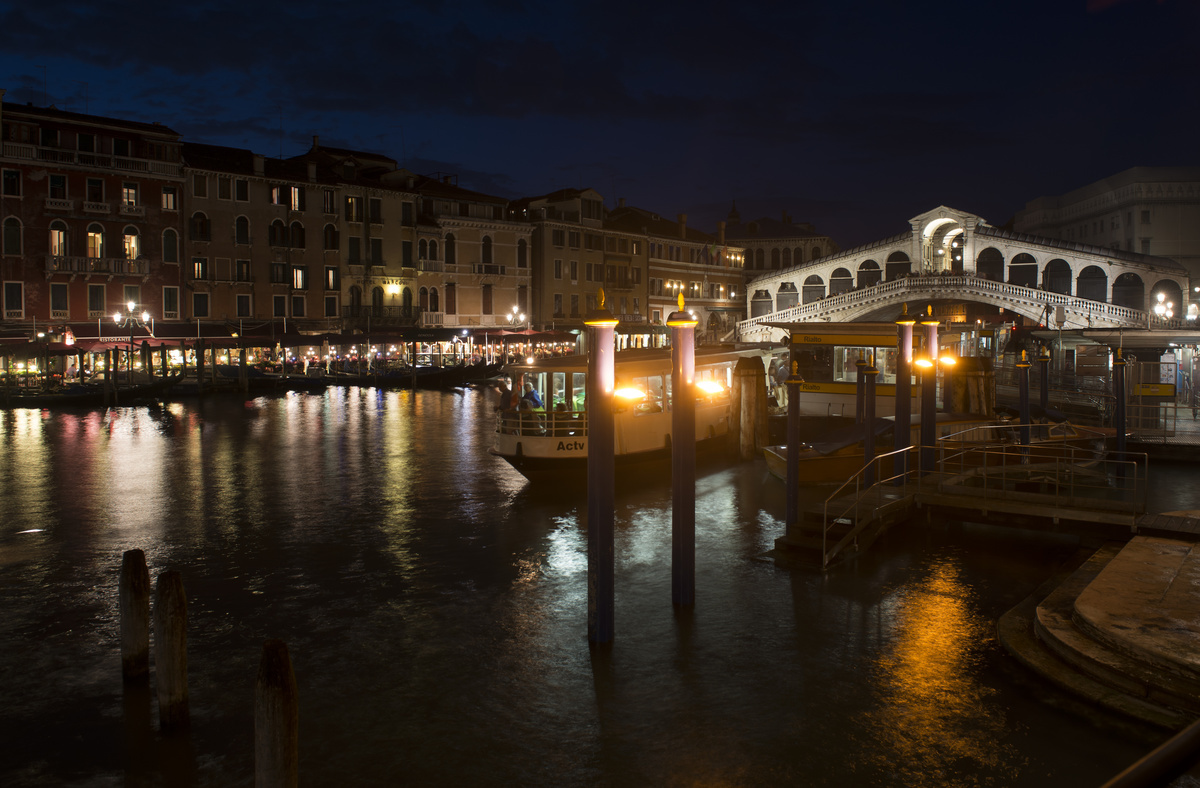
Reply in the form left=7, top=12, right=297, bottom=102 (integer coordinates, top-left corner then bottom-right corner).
left=253, top=154, right=265, bottom=176
left=406, top=176, right=415, bottom=189
left=312, top=135, right=320, bottom=150
left=678, top=213, right=687, bottom=239
left=307, top=161, right=317, bottom=182
left=718, top=221, right=726, bottom=246
left=0, top=89, right=5, bottom=138
left=618, top=197, right=625, bottom=209
left=442, top=175, right=452, bottom=184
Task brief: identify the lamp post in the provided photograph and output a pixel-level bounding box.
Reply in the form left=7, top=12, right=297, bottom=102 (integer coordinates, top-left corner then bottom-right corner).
left=1152, top=292, right=1173, bottom=327
left=508, top=305, right=526, bottom=362
left=113, top=301, right=150, bottom=386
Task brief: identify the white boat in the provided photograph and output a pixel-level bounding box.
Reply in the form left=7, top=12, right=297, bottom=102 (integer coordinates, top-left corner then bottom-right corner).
left=490, top=346, right=755, bottom=481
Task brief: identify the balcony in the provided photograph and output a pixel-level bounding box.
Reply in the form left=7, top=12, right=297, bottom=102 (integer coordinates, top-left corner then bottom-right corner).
left=417, top=260, right=444, bottom=273
left=45, top=198, right=74, bottom=211
left=83, top=201, right=110, bottom=214
left=2, top=142, right=183, bottom=177
left=45, top=254, right=150, bottom=276
left=119, top=203, right=146, bottom=217
left=341, top=304, right=420, bottom=327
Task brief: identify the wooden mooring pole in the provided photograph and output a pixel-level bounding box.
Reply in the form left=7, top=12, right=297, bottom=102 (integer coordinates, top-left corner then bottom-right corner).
left=154, top=570, right=189, bottom=730
left=255, top=639, right=299, bottom=788
left=118, top=549, right=150, bottom=681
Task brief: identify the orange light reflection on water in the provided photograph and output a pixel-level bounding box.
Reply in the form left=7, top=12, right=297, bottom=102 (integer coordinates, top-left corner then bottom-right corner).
left=862, top=556, right=1022, bottom=786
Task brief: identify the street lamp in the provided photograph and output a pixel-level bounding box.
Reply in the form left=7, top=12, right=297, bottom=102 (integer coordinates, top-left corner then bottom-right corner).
left=914, top=352, right=956, bottom=474
left=114, top=301, right=151, bottom=385
left=507, top=305, right=526, bottom=328
left=1153, top=292, right=1173, bottom=326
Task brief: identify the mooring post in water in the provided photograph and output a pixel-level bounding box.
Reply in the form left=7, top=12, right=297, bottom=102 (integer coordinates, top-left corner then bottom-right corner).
left=1114, top=348, right=1127, bottom=475
left=239, top=346, right=249, bottom=394
left=733, top=357, right=763, bottom=461
left=863, top=356, right=879, bottom=487
left=785, top=351, right=804, bottom=532
left=1038, top=346, right=1050, bottom=413
left=196, top=338, right=206, bottom=396
left=256, top=639, right=299, bottom=788
left=154, top=570, right=189, bottom=730
left=119, top=549, right=151, bottom=681
left=585, top=291, right=618, bottom=644
left=1017, top=349, right=1031, bottom=450
left=854, top=354, right=867, bottom=424
left=894, top=306, right=915, bottom=484
left=919, top=309, right=940, bottom=474
left=668, top=295, right=697, bottom=607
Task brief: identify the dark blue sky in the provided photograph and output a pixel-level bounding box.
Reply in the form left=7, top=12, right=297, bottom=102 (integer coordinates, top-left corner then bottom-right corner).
left=1, top=0, right=1195, bottom=248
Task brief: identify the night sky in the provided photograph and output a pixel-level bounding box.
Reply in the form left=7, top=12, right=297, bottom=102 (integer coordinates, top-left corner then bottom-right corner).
left=1, top=0, right=1196, bottom=248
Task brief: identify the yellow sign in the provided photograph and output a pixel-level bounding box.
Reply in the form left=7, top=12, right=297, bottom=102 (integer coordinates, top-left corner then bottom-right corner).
left=792, top=333, right=900, bottom=347
left=1134, top=383, right=1175, bottom=397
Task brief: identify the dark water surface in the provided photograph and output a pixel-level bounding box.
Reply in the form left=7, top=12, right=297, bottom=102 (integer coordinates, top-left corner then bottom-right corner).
left=0, top=388, right=1191, bottom=786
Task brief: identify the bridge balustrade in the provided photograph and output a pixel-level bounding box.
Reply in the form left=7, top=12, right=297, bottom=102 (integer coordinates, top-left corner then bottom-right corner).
left=739, top=274, right=1150, bottom=337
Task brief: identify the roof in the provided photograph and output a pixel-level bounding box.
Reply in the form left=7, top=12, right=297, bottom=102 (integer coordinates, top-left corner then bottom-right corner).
left=1, top=100, right=182, bottom=138
left=604, top=205, right=717, bottom=244
left=724, top=215, right=825, bottom=241
left=975, top=224, right=1188, bottom=273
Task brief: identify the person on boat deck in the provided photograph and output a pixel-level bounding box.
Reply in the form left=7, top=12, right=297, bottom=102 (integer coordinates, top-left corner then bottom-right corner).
left=520, top=382, right=544, bottom=410
left=495, top=377, right=513, bottom=411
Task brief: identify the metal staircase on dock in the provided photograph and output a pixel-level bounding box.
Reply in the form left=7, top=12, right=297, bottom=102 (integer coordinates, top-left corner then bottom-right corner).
left=772, top=442, right=1150, bottom=571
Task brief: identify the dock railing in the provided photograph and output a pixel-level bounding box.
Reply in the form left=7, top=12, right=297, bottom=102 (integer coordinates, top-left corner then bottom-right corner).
left=819, top=434, right=1148, bottom=568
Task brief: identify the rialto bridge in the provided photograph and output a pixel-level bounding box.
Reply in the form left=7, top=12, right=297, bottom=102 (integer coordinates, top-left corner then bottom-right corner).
left=738, top=205, right=1190, bottom=343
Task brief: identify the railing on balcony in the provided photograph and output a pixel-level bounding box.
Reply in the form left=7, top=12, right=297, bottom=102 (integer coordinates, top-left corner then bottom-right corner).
left=3, top=142, right=183, bottom=177
left=417, top=260, right=444, bottom=273
left=45, top=198, right=74, bottom=211
left=83, top=201, right=110, bottom=214
left=341, top=305, right=420, bottom=324
left=45, top=255, right=149, bottom=276
left=119, top=204, right=146, bottom=217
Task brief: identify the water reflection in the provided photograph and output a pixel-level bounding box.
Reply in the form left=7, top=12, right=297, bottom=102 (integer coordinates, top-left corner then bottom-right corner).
left=0, top=390, right=1182, bottom=786
left=863, top=552, right=1022, bottom=785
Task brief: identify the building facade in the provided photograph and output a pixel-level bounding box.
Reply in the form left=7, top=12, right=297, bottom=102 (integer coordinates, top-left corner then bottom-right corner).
left=1, top=94, right=185, bottom=331
left=1014, top=167, right=1200, bottom=284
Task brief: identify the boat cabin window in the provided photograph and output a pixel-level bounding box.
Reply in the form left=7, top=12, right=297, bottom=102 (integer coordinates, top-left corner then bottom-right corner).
left=546, top=371, right=586, bottom=410
left=831, top=346, right=899, bottom=385
left=625, top=374, right=666, bottom=415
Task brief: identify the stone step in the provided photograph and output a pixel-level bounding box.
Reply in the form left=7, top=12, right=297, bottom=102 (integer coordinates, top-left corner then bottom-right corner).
left=998, top=549, right=1192, bottom=731
left=1034, top=543, right=1200, bottom=716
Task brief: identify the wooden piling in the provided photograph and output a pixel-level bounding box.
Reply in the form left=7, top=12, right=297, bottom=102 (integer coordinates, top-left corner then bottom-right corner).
left=154, top=570, right=189, bottom=730
left=734, top=356, right=767, bottom=461
left=255, top=639, right=299, bottom=788
left=119, top=549, right=151, bottom=681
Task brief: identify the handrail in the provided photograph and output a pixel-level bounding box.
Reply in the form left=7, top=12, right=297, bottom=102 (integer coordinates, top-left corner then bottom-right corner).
left=1100, top=715, right=1200, bottom=788
left=818, top=440, right=1148, bottom=568
left=821, top=446, right=912, bottom=568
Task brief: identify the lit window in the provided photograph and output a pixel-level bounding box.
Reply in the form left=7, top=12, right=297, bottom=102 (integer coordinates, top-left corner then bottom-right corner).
left=123, top=227, right=140, bottom=259
left=87, top=225, right=104, bottom=258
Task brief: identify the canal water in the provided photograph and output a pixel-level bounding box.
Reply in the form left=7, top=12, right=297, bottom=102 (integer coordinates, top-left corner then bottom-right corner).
left=0, top=387, right=1192, bottom=786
